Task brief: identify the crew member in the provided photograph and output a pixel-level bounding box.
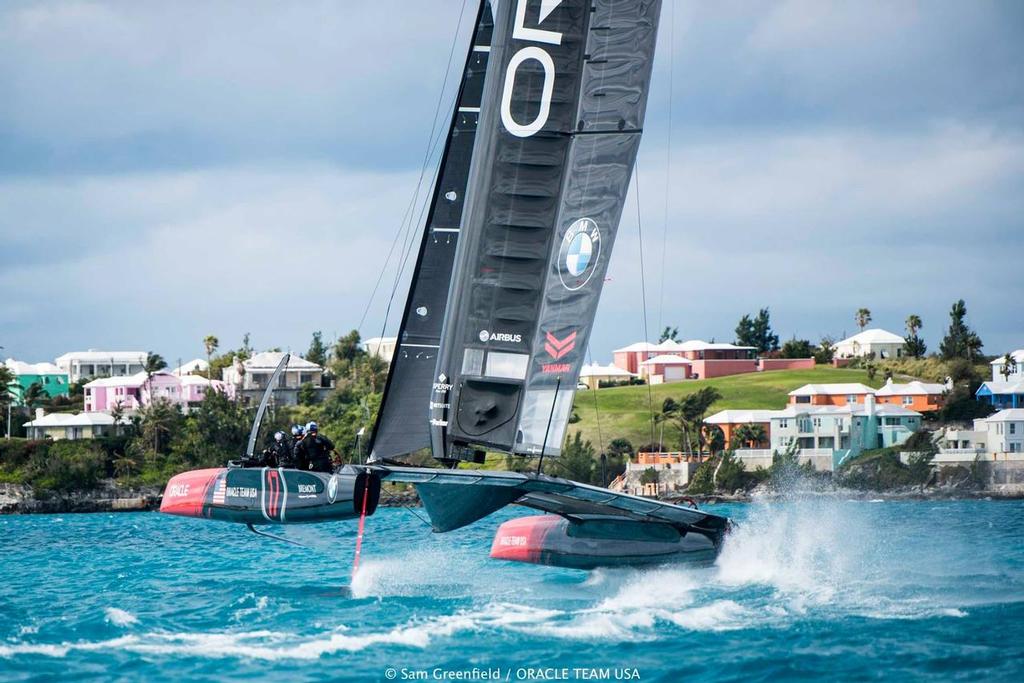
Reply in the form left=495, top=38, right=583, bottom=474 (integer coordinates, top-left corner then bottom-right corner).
left=263, top=431, right=291, bottom=468
left=292, top=421, right=336, bottom=473
left=283, top=424, right=304, bottom=469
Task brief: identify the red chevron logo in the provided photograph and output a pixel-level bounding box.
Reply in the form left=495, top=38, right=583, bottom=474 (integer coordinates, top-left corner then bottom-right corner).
left=544, top=331, right=577, bottom=360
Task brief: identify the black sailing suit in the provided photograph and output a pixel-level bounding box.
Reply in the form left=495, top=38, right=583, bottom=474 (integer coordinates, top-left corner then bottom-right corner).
left=293, top=433, right=335, bottom=473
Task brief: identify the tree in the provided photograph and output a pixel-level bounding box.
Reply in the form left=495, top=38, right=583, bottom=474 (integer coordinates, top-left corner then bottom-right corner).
left=735, top=308, right=779, bottom=354
left=659, top=326, right=679, bottom=343
left=553, top=431, right=595, bottom=483
left=297, top=382, right=317, bottom=406
left=1000, top=353, right=1015, bottom=381
left=143, top=352, right=167, bottom=404
left=138, top=398, right=182, bottom=455
left=203, top=335, right=219, bottom=378
left=306, top=331, right=328, bottom=367
left=814, top=336, right=836, bottom=365
left=23, top=382, right=48, bottom=409
left=333, top=330, right=365, bottom=364
left=780, top=338, right=813, bottom=359
left=731, top=423, right=768, bottom=449
left=855, top=308, right=872, bottom=331
left=639, top=467, right=659, bottom=486
left=662, top=388, right=722, bottom=454
left=606, top=438, right=633, bottom=459
left=240, top=333, right=254, bottom=360
left=939, top=300, right=984, bottom=360
left=903, top=314, right=926, bottom=359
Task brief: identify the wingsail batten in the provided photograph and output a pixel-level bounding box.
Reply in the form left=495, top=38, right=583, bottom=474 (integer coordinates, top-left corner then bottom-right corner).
left=368, top=1, right=495, bottom=462
left=431, top=0, right=663, bottom=460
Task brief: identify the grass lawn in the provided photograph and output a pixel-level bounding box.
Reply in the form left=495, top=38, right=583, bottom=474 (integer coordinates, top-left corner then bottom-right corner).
left=569, top=366, right=882, bottom=451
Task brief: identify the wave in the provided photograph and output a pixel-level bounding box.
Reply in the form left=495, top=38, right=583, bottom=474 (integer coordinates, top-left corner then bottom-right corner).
left=104, top=608, right=139, bottom=627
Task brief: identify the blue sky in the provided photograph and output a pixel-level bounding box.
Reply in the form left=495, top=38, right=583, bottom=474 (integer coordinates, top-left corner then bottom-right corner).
left=1, top=0, right=1022, bottom=366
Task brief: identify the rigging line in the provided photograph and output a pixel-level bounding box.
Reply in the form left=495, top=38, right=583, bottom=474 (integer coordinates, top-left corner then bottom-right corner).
left=358, top=0, right=471, bottom=334
left=586, top=346, right=605, bottom=460
left=633, top=160, right=657, bottom=448
left=658, top=0, right=675, bottom=336
left=378, top=485, right=433, bottom=530
left=375, top=0, right=472, bottom=343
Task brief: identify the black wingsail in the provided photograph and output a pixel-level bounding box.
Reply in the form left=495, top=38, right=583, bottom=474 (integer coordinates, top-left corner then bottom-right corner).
left=368, top=1, right=495, bottom=462
left=430, top=0, right=663, bottom=462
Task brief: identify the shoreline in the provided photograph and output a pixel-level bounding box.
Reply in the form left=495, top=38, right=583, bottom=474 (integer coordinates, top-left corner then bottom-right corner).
left=3, top=480, right=1022, bottom=516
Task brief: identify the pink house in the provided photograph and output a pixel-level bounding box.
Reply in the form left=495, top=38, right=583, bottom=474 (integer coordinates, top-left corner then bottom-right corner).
left=613, top=339, right=759, bottom=380
left=84, top=371, right=230, bottom=413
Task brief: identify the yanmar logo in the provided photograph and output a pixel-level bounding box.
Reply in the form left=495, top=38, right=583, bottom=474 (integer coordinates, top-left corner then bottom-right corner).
left=544, top=331, right=576, bottom=360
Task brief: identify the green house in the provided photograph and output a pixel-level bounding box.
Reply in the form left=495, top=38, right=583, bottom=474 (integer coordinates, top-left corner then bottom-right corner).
left=4, top=360, right=70, bottom=405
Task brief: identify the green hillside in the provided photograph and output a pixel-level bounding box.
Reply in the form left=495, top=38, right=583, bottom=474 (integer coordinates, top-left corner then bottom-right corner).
left=569, top=366, right=882, bottom=451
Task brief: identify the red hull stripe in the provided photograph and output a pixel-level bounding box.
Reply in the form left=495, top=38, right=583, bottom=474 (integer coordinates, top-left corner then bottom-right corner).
left=490, top=515, right=561, bottom=563
left=160, top=469, right=223, bottom=518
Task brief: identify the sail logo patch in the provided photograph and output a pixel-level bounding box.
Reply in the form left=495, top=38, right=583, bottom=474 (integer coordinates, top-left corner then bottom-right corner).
left=500, top=0, right=564, bottom=138
left=327, top=474, right=339, bottom=504
left=544, top=331, right=576, bottom=360
left=479, top=329, right=523, bottom=344
left=558, top=218, right=601, bottom=290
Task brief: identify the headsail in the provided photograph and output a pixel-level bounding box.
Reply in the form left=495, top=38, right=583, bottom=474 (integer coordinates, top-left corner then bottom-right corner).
left=431, top=0, right=663, bottom=461
left=368, top=1, right=496, bottom=463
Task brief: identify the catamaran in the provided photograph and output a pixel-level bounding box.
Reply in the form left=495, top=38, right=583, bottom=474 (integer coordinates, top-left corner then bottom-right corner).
left=161, top=0, right=731, bottom=569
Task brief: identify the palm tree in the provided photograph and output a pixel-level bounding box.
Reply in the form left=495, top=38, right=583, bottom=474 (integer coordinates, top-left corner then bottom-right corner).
left=143, top=352, right=167, bottom=405
left=203, top=335, right=219, bottom=379
left=855, top=308, right=872, bottom=332
left=1002, top=352, right=1016, bottom=381
left=731, top=423, right=768, bottom=449
left=23, top=382, right=47, bottom=409
left=905, top=314, right=922, bottom=337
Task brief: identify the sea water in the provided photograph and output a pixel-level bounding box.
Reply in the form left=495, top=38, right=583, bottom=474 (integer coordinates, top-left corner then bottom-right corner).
left=1, top=499, right=1023, bottom=682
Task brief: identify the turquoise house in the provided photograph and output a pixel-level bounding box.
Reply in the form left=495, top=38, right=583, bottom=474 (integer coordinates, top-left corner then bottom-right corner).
left=976, top=381, right=1024, bottom=410
left=4, top=359, right=70, bottom=405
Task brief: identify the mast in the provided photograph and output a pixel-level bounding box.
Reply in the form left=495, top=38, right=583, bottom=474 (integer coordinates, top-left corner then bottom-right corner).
left=368, top=1, right=495, bottom=463
left=430, top=0, right=663, bottom=462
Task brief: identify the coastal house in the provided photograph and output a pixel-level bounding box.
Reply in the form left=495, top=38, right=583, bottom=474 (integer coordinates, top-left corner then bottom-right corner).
left=990, top=350, right=1024, bottom=382
left=638, top=355, right=693, bottom=384
left=4, top=359, right=69, bottom=404
left=23, top=410, right=124, bottom=440
left=84, top=371, right=230, bottom=413
left=222, top=351, right=330, bottom=406
left=833, top=329, right=905, bottom=359
left=364, top=337, right=398, bottom=363
left=788, top=383, right=876, bottom=407
left=55, top=350, right=147, bottom=383
left=874, top=378, right=948, bottom=413
left=578, top=363, right=636, bottom=389
left=976, top=380, right=1024, bottom=410
left=708, top=396, right=922, bottom=472
left=939, top=410, right=1024, bottom=457
left=172, top=358, right=210, bottom=376
left=612, top=339, right=757, bottom=379
left=610, top=452, right=703, bottom=497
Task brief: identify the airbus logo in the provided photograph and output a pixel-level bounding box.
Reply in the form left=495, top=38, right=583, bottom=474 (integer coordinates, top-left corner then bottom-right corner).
left=479, top=330, right=523, bottom=344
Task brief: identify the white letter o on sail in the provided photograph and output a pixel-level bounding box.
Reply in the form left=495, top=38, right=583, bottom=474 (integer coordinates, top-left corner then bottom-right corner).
left=500, top=46, right=555, bottom=138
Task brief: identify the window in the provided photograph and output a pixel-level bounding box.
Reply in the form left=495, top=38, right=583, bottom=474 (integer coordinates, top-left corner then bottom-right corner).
left=778, top=419, right=789, bottom=429
left=903, top=396, right=913, bottom=406
left=884, top=417, right=901, bottom=426
left=813, top=417, right=822, bottom=427
left=795, top=396, right=810, bottom=404
left=1011, top=423, right=1017, bottom=435
left=847, top=395, right=858, bottom=403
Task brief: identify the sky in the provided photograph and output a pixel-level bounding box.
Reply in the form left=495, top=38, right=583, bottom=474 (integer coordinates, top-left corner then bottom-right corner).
left=1, top=0, right=1022, bottom=367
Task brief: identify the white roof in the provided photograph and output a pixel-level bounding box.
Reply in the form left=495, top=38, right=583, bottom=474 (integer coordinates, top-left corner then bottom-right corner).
left=991, top=350, right=1024, bottom=365
left=244, top=351, right=322, bottom=371
left=4, top=359, right=65, bottom=376
left=789, top=383, right=875, bottom=397
left=55, top=350, right=147, bottom=363
left=639, top=354, right=693, bottom=366
left=875, top=379, right=947, bottom=396
left=984, top=409, right=1024, bottom=422
left=675, top=340, right=756, bottom=352
left=84, top=371, right=156, bottom=388
left=836, top=328, right=904, bottom=346
left=613, top=341, right=663, bottom=353
left=25, top=412, right=118, bottom=427
left=778, top=404, right=922, bottom=419
left=979, top=380, right=1024, bottom=395
left=706, top=409, right=779, bottom=424
left=179, top=375, right=225, bottom=386
left=579, top=363, right=635, bottom=378
left=172, top=358, right=209, bottom=375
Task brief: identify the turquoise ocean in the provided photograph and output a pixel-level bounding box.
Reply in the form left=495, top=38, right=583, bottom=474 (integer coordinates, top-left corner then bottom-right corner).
left=2, top=499, right=1023, bottom=682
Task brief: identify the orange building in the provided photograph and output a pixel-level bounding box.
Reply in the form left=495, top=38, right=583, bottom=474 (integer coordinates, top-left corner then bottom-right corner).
left=704, top=410, right=776, bottom=447
left=788, top=383, right=875, bottom=407
left=874, top=378, right=948, bottom=413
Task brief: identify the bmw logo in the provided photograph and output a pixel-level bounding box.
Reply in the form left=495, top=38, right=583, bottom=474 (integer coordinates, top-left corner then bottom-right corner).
left=327, top=474, right=339, bottom=503
left=558, top=218, right=601, bottom=291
